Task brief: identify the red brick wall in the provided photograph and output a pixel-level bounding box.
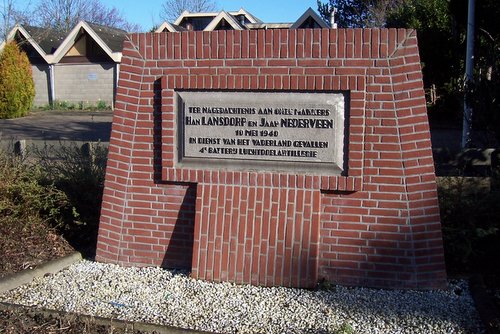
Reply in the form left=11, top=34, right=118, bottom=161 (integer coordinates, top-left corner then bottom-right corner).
left=96, top=28, right=447, bottom=289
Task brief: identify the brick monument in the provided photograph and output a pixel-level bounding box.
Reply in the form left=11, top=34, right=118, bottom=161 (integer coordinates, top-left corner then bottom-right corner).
left=96, top=28, right=447, bottom=289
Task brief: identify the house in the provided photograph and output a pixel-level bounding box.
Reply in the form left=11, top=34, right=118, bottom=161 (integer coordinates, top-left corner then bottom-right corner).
left=0, top=7, right=329, bottom=108
left=155, top=7, right=330, bottom=32
left=0, top=21, right=126, bottom=107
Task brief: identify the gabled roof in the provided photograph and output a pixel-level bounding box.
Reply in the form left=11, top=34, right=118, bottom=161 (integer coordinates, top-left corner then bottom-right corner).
left=174, top=10, right=216, bottom=25
left=170, top=8, right=262, bottom=31
left=0, top=24, right=65, bottom=63
left=50, top=21, right=126, bottom=63
left=1, top=20, right=126, bottom=64
left=85, top=22, right=127, bottom=53
left=155, top=21, right=186, bottom=33
left=203, top=11, right=244, bottom=31
left=19, top=25, right=67, bottom=54
left=246, top=23, right=293, bottom=29
left=173, top=10, right=218, bottom=30
left=229, top=8, right=262, bottom=24
left=291, top=7, right=329, bottom=29
left=157, top=7, right=330, bottom=32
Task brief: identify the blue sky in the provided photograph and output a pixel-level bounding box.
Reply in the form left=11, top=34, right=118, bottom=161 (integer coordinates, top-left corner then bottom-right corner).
left=15, top=0, right=321, bottom=31
left=112, top=0, right=321, bottom=30
left=14, top=0, right=322, bottom=31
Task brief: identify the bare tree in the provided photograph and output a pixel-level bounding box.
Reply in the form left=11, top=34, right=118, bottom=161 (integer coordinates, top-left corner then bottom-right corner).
left=81, top=1, right=140, bottom=32
left=160, top=0, right=218, bottom=22
left=369, top=0, right=406, bottom=27
left=1, top=0, right=31, bottom=42
left=33, top=0, right=140, bottom=33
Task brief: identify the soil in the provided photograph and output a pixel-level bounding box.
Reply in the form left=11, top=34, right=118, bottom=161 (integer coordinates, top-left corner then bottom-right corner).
left=0, top=307, right=140, bottom=334
left=0, top=220, right=73, bottom=279
left=0, top=220, right=146, bottom=333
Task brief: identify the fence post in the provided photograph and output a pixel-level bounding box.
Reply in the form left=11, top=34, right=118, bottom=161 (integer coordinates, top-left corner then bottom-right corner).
left=14, top=140, right=26, bottom=159
left=81, top=142, right=95, bottom=163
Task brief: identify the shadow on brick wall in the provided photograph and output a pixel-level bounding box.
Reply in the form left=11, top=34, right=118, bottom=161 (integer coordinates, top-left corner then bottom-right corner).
left=152, top=78, right=196, bottom=269
left=153, top=78, right=163, bottom=182
left=161, top=184, right=196, bottom=269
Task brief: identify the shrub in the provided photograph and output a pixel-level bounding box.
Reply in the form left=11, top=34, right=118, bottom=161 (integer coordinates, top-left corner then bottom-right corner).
left=0, top=146, right=77, bottom=275
left=438, top=177, right=500, bottom=276
left=0, top=148, right=74, bottom=226
left=0, top=42, right=35, bottom=119
left=0, top=141, right=107, bottom=260
left=34, top=142, right=108, bottom=257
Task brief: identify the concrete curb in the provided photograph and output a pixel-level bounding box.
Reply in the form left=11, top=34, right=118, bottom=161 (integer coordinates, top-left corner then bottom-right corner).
left=0, top=252, right=213, bottom=333
left=0, top=302, right=213, bottom=334
left=0, top=252, right=82, bottom=293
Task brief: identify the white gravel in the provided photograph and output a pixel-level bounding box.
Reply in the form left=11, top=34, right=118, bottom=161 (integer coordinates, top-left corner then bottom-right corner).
left=0, top=260, right=485, bottom=334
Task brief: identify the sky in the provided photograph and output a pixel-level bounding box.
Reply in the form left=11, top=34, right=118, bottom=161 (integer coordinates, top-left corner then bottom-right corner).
left=14, top=0, right=321, bottom=31
left=114, top=0, right=322, bottom=31
left=118, top=0, right=321, bottom=30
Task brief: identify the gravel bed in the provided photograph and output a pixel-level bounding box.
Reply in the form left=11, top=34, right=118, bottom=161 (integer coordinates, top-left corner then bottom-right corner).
left=0, top=260, right=484, bottom=334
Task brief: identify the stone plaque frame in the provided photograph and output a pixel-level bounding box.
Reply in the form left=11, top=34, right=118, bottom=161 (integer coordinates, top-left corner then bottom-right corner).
left=175, top=90, right=347, bottom=175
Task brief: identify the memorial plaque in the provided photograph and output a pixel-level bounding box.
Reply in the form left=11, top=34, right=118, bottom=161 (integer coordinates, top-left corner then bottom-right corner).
left=176, top=91, right=345, bottom=173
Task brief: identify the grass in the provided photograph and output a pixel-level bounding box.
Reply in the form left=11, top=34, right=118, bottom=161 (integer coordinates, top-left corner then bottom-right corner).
left=36, top=100, right=112, bottom=112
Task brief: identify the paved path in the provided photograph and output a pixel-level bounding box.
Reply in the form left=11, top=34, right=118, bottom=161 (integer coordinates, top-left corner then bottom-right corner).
left=0, top=110, right=113, bottom=143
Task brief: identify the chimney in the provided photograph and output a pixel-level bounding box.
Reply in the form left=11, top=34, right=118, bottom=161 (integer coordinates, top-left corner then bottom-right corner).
left=330, top=7, right=338, bottom=29
left=238, top=15, right=246, bottom=26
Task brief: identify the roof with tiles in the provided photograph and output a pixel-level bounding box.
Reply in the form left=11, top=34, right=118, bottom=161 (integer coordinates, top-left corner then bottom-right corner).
left=1, top=20, right=126, bottom=63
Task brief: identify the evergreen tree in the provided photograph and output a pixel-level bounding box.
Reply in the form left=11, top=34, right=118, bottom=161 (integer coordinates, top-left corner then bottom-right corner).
left=317, top=0, right=403, bottom=28
left=387, top=0, right=459, bottom=112
left=0, top=41, right=35, bottom=119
